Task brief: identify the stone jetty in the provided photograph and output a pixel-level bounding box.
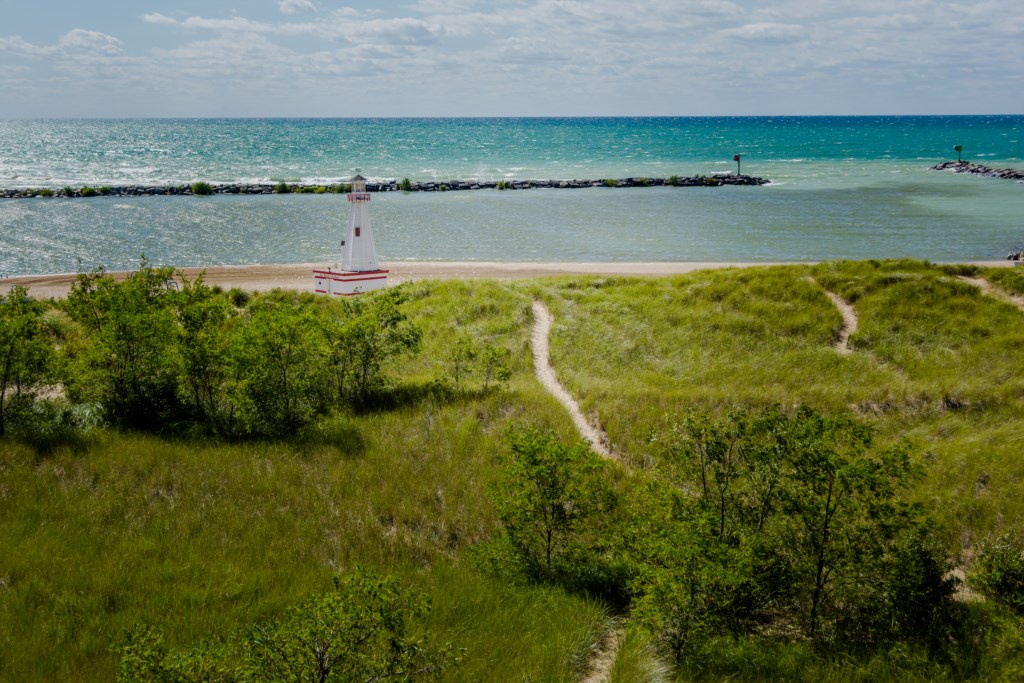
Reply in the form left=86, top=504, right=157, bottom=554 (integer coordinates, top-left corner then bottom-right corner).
left=0, top=174, right=769, bottom=199
left=931, top=161, right=1024, bottom=182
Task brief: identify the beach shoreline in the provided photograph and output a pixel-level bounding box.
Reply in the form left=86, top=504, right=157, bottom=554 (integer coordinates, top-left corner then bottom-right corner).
left=2, top=260, right=1016, bottom=299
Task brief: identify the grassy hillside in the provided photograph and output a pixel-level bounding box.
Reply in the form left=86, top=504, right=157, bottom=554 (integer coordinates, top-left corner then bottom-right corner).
left=2, top=262, right=1024, bottom=680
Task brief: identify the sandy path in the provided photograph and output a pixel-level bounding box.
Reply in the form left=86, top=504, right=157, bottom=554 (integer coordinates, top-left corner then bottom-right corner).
left=580, top=625, right=624, bottom=683
left=960, top=276, right=1024, bottom=313
left=531, top=301, right=613, bottom=459
left=822, top=289, right=858, bottom=354
left=808, top=278, right=858, bottom=354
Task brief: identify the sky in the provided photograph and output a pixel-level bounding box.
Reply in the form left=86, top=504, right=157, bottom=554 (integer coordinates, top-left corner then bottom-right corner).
left=1, top=0, right=1021, bottom=117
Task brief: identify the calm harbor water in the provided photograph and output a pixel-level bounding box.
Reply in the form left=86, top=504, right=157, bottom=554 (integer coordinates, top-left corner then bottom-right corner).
left=1, top=117, right=1021, bottom=275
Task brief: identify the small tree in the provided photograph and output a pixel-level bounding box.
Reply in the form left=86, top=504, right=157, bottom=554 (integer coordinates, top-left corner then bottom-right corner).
left=479, top=343, right=512, bottom=391
left=323, top=286, right=421, bottom=405
left=445, top=334, right=477, bottom=390
left=117, top=568, right=457, bottom=682
left=245, top=568, right=456, bottom=682
left=62, top=260, right=182, bottom=429
left=0, top=285, right=55, bottom=436
left=174, top=273, right=232, bottom=432
left=974, top=533, right=1024, bottom=615
left=225, top=298, right=328, bottom=437
left=489, top=425, right=615, bottom=579
left=633, top=405, right=956, bottom=657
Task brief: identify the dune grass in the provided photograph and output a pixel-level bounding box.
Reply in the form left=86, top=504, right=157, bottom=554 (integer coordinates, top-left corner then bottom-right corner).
left=0, top=280, right=604, bottom=681
left=4, top=264, right=1024, bottom=680
left=530, top=260, right=1024, bottom=554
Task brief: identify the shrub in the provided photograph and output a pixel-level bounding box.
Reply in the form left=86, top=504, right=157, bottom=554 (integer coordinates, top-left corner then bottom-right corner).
left=99, top=186, right=113, bottom=195
left=61, top=260, right=183, bottom=430
left=38, top=188, right=54, bottom=197
left=974, top=534, right=1024, bottom=615
left=273, top=181, right=291, bottom=194
left=603, top=178, right=618, bottom=187
left=666, top=175, right=680, bottom=186
left=190, top=181, right=214, bottom=195
left=116, top=568, right=459, bottom=682
left=227, top=287, right=250, bottom=308
left=496, top=181, right=509, bottom=190
left=488, top=425, right=616, bottom=581
left=399, top=177, right=413, bottom=191
left=0, top=285, right=56, bottom=437
left=62, top=185, right=75, bottom=197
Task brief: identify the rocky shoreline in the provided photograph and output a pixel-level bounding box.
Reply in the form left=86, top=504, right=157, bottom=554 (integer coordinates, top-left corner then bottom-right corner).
left=931, top=161, right=1024, bottom=182
left=0, top=174, right=769, bottom=199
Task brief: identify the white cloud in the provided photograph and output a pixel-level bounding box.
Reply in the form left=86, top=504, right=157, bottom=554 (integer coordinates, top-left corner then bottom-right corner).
left=58, top=29, right=124, bottom=55
left=0, top=34, right=51, bottom=57
left=718, top=22, right=806, bottom=42
left=5, top=0, right=1024, bottom=115
left=0, top=29, right=123, bottom=58
left=141, top=13, right=178, bottom=27
left=278, top=0, right=317, bottom=15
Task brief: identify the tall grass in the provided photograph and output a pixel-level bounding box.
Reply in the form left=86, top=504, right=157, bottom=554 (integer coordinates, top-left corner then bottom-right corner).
left=528, top=261, right=1024, bottom=552
left=0, top=280, right=604, bottom=681
left=5, top=266, right=1024, bottom=679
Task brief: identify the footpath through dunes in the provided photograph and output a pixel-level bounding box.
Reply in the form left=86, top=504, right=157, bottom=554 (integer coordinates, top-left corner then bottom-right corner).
left=959, top=275, right=1024, bottom=313
left=808, top=277, right=859, bottom=354
left=531, top=300, right=613, bottom=459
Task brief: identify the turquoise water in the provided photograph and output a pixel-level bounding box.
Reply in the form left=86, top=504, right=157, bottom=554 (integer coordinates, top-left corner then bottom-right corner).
left=1, top=117, right=1022, bottom=275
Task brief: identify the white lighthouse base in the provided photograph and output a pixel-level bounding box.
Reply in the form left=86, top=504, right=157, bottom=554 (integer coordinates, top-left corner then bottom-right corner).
left=313, top=268, right=389, bottom=296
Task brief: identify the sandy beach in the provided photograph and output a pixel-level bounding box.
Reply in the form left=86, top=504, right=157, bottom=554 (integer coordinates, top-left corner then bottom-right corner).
left=2, top=260, right=1016, bottom=299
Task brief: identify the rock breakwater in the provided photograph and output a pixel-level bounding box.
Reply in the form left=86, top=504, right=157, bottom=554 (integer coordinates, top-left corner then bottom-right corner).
left=931, top=161, right=1024, bottom=182
left=0, top=174, right=769, bottom=199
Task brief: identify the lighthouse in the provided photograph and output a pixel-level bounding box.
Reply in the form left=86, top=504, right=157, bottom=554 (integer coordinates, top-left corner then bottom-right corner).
left=313, top=175, right=389, bottom=295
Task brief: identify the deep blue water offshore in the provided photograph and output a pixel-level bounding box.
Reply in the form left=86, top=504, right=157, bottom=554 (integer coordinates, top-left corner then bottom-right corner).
left=0, top=116, right=1022, bottom=275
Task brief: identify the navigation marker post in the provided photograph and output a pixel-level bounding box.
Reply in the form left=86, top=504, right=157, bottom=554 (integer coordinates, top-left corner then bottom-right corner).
left=954, top=145, right=963, bottom=162
left=734, top=154, right=741, bottom=176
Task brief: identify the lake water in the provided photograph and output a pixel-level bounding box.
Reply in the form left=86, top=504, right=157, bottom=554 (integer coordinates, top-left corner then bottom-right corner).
left=1, top=117, right=1021, bottom=275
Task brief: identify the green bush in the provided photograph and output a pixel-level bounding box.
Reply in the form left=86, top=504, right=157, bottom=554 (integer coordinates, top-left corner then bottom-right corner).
left=190, top=181, right=214, bottom=195
left=227, top=287, right=250, bottom=308
left=273, top=181, right=292, bottom=194
left=974, top=534, right=1024, bottom=615
left=487, top=425, right=617, bottom=583
left=116, top=568, right=460, bottom=682
left=99, top=186, right=113, bottom=195
left=38, top=188, right=54, bottom=197
left=80, top=186, right=98, bottom=197
left=603, top=179, right=619, bottom=187
left=666, top=175, right=679, bottom=186
left=399, top=177, right=413, bottom=191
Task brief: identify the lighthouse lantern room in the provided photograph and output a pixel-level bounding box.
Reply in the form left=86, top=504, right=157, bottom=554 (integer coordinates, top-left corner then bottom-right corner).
left=313, top=175, right=389, bottom=295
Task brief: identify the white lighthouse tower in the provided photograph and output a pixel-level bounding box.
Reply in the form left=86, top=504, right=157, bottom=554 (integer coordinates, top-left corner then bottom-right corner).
left=313, top=175, right=389, bottom=295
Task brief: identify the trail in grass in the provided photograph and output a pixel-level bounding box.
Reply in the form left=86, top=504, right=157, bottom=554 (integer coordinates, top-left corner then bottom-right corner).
left=580, top=624, right=624, bottom=683
left=531, top=300, right=613, bottom=458
left=812, top=279, right=858, bottom=354
left=960, top=276, right=1024, bottom=313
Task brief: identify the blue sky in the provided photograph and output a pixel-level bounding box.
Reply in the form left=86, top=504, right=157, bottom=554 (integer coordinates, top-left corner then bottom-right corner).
left=1, top=0, right=1021, bottom=117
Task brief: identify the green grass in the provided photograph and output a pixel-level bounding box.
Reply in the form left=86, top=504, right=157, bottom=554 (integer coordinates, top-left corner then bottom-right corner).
left=987, top=266, right=1024, bottom=297
left=530, top=261, right=1024, bottom=551
left=0, top=280, right=603, bottom=681
left=5, top=265, right=1024, bottom=679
